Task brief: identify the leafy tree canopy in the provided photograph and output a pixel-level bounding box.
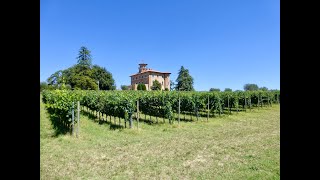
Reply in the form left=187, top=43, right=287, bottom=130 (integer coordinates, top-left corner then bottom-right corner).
left=259, top=87, right=268, bottom=91
left=121, top=85, right=129, bottom=90
left=46, top=46, right=115, bottom=90
left=209, top=88, right=220, bottom=92
left=151, top=80, right=162, bottom=90
left=244, top=83, right=259, bottom=91
left=175, top=66, right=194, bottom=91
left=137, top=83, right=146, bottom=91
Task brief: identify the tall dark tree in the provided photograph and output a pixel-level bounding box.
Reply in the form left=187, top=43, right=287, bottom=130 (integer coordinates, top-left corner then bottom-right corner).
left=77, top=46, right=92, bottom=67
left=151, top=80, right=162, bottom=90
left=244, top=83, right=259, bottom=91
left=209, top=88, right=220, bottom=92
left=91, top=65, right=116, bottom=90
left=175, top=66, right=194, bottom=91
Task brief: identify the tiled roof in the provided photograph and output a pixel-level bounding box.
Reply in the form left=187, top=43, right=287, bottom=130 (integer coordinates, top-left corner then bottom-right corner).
left=129, top=70, right=171, bottom=77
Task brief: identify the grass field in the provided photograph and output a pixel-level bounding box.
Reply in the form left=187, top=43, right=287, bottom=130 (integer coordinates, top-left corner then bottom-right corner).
left=40, top=95, right=280, bottom=179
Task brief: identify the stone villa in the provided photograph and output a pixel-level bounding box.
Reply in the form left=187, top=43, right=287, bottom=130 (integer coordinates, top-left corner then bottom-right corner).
left=130, top=63, right=171, bottom=90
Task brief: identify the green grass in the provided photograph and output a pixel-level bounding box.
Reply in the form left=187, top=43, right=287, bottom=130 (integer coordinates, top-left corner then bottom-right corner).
left=40, top=95, right=280, bottom=180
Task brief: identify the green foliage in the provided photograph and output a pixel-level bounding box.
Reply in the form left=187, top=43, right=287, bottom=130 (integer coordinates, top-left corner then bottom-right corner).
left=47, top=70, right=64, bottom=86
left=224, top=88, right=232, bottom=92
left=259, top=87, right=268, bottom=91
left=46, top=47, right=115, bottom=90
left=77, top=46, right=92, bottom=67
left=121, top=85, right=129, bottom=90
left=42, top=89, right=280, bottom=129
left=244, top=84, right=259, bottom=91
left=175, top=66, right=194, bottom=91
left=40, top=81, right=48, bottom=92
left=151, top=80, right=161, bottom=90
left=72, top=75, right=98, bottom=90
left=209, top=88, right=220, bottom=92
left=165, top=88, right=169, bottom=91
left=137, top=83, right=146, bottom=91
left=91, top=65, right=116, bottom=90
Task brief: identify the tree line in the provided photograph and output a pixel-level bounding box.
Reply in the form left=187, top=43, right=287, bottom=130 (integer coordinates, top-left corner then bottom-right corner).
left=40, top=46, right=116, bottom=91
left=40, top=46, right=277, bottom=92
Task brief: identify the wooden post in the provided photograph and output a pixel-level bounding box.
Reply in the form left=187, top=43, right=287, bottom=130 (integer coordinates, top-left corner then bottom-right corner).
left=162, top=94, right=165, bottom=123
left=244, top=97, right=247, bottom=112
left=72, top=102, right=74, bottom=136
left=207, top=95, right=209, bottom=122
left=156, top=112, right=158, bottom=123
left=178, top=95, right=180, bottom=124
left=236, top=98, right=239, bottom=113
left=228, top=95, right=230, bottom=114
left=137, top=100, right=139, bottom=129
left=76, top=101, right=80, bottom=138
left=129, top=114, right=133, bottom=129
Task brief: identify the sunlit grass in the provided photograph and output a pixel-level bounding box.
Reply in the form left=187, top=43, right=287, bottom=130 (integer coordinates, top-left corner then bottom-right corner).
left=40, top=95, right=280, bottom=179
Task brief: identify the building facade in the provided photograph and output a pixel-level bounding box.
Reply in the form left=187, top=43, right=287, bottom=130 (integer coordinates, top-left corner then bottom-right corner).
left=130, top=63, right=171, bottom=90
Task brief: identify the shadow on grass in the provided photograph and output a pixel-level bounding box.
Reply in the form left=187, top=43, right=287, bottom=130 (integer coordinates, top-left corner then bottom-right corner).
left=81, top=110, right=124, bottom=130
left=48, top=114, right=71, bottom=137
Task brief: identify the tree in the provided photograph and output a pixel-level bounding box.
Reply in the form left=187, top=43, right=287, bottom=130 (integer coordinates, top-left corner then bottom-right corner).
left=121, top=85, right=129, bottom=90
left=151, top=80, right=162, bottom=90
left=244, top=83, right=259, bottom=91
left=46, top=46, right=116, bottom=90
left=63, top=64, right=93, bottom=89
left=72, top=75, right=98, bottom=90
left=137, top=83, right=146, bottom=90
left=91, top=65, right=116, bottom=90
left=47, top=70, right=64, bottom=87
left=259, top=87, right=268, bottom=91
left=175, top=66, right=194, bottom=91
left=224, top=88, right=232, bottom=92
left=209, top=88, right=220, bottom=92
left=77, top=46, right=92, bottom=67
left=40, top=81, right=48, bottom=92
left=170, top=80, right=175, bottom=91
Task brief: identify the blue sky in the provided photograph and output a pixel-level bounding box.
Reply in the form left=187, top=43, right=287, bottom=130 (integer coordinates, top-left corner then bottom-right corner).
left=40, top=0, right=279, bottom=91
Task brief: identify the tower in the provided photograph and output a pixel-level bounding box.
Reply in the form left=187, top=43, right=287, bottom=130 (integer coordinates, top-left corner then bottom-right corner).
left=138, top=63, right=148, bottom=73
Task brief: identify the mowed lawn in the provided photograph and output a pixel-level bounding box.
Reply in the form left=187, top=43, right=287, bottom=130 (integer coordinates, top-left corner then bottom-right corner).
left=40, top=95, right=280, bottom=180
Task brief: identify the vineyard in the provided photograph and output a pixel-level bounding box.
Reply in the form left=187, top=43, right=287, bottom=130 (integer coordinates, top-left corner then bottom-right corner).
left=42, top=89, right=280, bottom=131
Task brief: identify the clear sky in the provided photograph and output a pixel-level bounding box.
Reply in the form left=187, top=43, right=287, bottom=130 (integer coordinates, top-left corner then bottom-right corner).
left=40, top=0, right=279, bottom=91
